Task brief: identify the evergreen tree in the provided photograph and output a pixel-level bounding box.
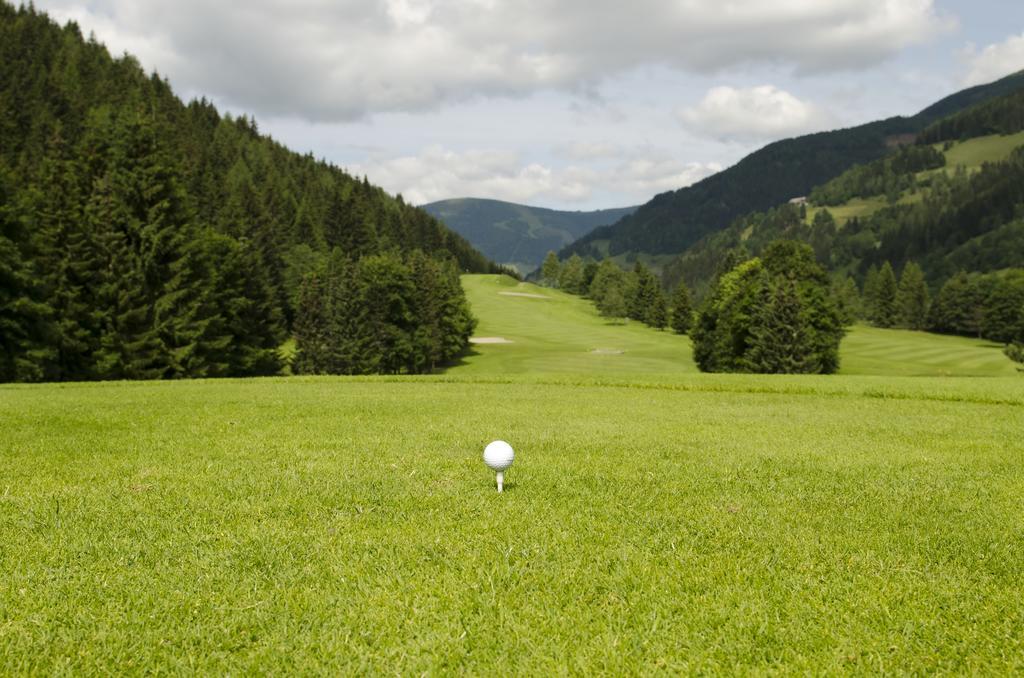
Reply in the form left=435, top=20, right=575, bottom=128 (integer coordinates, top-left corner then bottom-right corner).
left=871, top=261, right=899, bottom=327
left=558, top=253, right=586, bottom=295
left=896, top=261, right=930, bottom=330
left=629, top=262, right=660, bottom=323
left=981, top=277, right=1024, bottom=343
left=588, top=260, right=624, bottom=307
left=648, top=286, right=669, bottom=330
left=1006, top=342, right=1024, bottom=370
left=669, top=282, right=693, bottom=335
left=693, top=241, right=843, bottom=374
left=862, top=265, right=880, bottom=321
left=0, top=162, right=53, bottom=381
left=745, top=277, right=816, bottom=374
left=929, top=272, right=985, bottom=336
left=600, top=285, right=628, bottom=323
left=293, top=273, right=329, bottom=375
left=541, top=251, right=561, bottom=287
left=832, top=276, right=862, bottom=326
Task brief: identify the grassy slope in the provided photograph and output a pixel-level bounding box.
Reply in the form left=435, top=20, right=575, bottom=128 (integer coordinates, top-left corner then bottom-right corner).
left=457, top=274, right=697, bottom=375
left=3, top=375, right=1023, bottom=673
left=806, top=131, right=1024, bottom=227
left=459, top=275, right=1018, bottom=377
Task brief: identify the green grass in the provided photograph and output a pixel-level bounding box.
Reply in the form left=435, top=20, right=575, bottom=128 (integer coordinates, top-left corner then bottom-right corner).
left=2, top=276, right=1022, bottom=673
left=459, top=275, right=1017, bottom=378
left=3, top=375, right=1024, bottom=673
left=840, top=324, right=1020, bottom=377
left=457, top=275, right=697, bottom=375
left=934, top=130, right=1024, bottom=172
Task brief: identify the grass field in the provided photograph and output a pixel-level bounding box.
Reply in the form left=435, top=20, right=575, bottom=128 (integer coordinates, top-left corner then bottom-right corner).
left=3, top=374, right=1024, bottom=673
left=935, top=130, right=1024, bottom=172
left=458, top=275, right=696, bottom=375
left=2, top=276, right=1023, bottom=673
left=460, top=275, right=1018, bottom=377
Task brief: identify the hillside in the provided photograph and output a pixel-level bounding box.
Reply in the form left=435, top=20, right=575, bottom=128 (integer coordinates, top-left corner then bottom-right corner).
left=662, top=86, right=1024, bottom=298
left=561, top=70, right=1024, bottom=263
left=457, top=275, right=1017, bottom=377
left=0, top=3, right=496, bottom=382
left=423, top=198, right=636, bottom=273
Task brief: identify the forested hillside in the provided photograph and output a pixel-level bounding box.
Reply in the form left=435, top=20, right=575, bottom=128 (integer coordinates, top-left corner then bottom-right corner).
left=663, top=88, right=1024, bottom=298
left=0, top=3, right=496, bottom=382
left=423, top=198, right=635, bottom=274
left=656, top=85, right=1024, bottom=363
left=562, top=70, right=1024, bottom=261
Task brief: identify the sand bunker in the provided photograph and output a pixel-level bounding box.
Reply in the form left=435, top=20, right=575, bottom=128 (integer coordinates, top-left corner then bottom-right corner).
left=470, top=337, right=515, bottom=344
left=499, top=292, right=549, bottom=299
left=591, top=348, right=625, bottom=355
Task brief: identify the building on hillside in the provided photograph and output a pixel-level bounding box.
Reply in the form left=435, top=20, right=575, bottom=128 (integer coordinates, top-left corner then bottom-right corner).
left=788, top=196, right=808, bottom=205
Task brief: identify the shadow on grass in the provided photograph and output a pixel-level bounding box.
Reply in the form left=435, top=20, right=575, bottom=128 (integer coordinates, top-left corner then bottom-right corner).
left=433, top=346, right=483, bottom=373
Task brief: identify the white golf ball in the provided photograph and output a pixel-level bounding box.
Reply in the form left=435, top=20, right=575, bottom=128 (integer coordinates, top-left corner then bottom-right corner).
left=483, top=440, right=515, bottom=471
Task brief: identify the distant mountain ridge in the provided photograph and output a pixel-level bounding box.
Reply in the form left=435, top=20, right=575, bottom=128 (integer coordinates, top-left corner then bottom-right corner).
left=561, top=70, right=1024, bottom=262
left=423, top=198, right=637, bottom=273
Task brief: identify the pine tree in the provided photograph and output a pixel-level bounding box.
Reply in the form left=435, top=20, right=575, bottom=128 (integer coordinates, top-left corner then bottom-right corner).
left=896, top=261, right=930, bottom=330
left=648, top=285, right=669, bottom=330
left=600, top=285, right=628, bottom=323
left=293, top=272, right=329, bottom=375
left=832, top=276, right=862, bottom=326
left=0, top=162, right=54, bottom=381
left=862, top=265, right=880, bottom=321
left=928, top=272, right=985, bottom=336
left=84, top=110, right=212, bottom=380
left=871, top=261, right=899, bottom=327
left=541, top=251, right=561, bottom=287
left=981, top=278, right=1024, bottom=343
left=745, top=276, right=816, bottom=374
left=669, top=282, right=693, bottom=334
left=558, top=254, right=585, bottom=294
left=588, top=259, right=625, bottom=310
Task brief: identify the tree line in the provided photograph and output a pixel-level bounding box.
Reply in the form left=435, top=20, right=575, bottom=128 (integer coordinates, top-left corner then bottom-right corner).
left=541, top=241, right=844, bottom=374
left=540, top=251, right=692, bottom=334
left=0, top=4, right=493, bottom=382
left=293, top=251, right=475, bottom=375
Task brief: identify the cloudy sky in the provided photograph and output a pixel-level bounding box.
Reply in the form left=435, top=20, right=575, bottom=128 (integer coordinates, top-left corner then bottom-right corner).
left=37, top=0, right=1024, bottom=210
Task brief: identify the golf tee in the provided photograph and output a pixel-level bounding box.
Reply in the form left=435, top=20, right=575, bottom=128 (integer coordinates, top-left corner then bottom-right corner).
left=496, top=471, right=504, bottom=493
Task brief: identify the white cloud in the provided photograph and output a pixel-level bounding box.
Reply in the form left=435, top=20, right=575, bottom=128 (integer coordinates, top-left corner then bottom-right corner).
left=39, top=0, right=952, bottom=121
left=679, top=85, right=833, bottom=142
left=961, top=33, right=1024, bottom=87
left=351, top=146, right=720, bottom=207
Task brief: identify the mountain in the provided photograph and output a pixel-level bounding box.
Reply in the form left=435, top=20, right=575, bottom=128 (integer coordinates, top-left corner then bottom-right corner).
left=422, top=198, right=637, bottom=273
left=562, top=70, right=1024, bottom=263
left=0, top=3, right=496, bottom=382
left=661, top=86, right=1024, bottom=298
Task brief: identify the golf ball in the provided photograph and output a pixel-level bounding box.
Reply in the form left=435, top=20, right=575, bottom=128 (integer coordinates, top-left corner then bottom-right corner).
left=483, top=440, right=515, bottom=471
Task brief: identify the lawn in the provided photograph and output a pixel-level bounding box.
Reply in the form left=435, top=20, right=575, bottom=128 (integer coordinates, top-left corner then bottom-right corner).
left=457, top=274, right=697, bottom=375
left=2, top=277, right=1022, bottom=673
left=3, top=374, right=1024, bottom=673
left=459, top=275, right=1018, bottom=378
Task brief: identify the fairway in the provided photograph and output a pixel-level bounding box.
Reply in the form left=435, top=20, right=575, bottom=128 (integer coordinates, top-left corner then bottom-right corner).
left=3, top=375, right=1024, bottom=673
left=459, top=275, right=1018, bottom=378
left=458, top=274, right=697, bottom=375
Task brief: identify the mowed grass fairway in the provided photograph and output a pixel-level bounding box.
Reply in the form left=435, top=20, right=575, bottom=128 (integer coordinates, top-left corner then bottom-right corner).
left=3, top=375, right=1024, bottom=673
left=461, top=274, right=1018, bottom=377
left=2, top=275, right=1024, bottom=673
left=458, top=275, right=697, bottom=375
